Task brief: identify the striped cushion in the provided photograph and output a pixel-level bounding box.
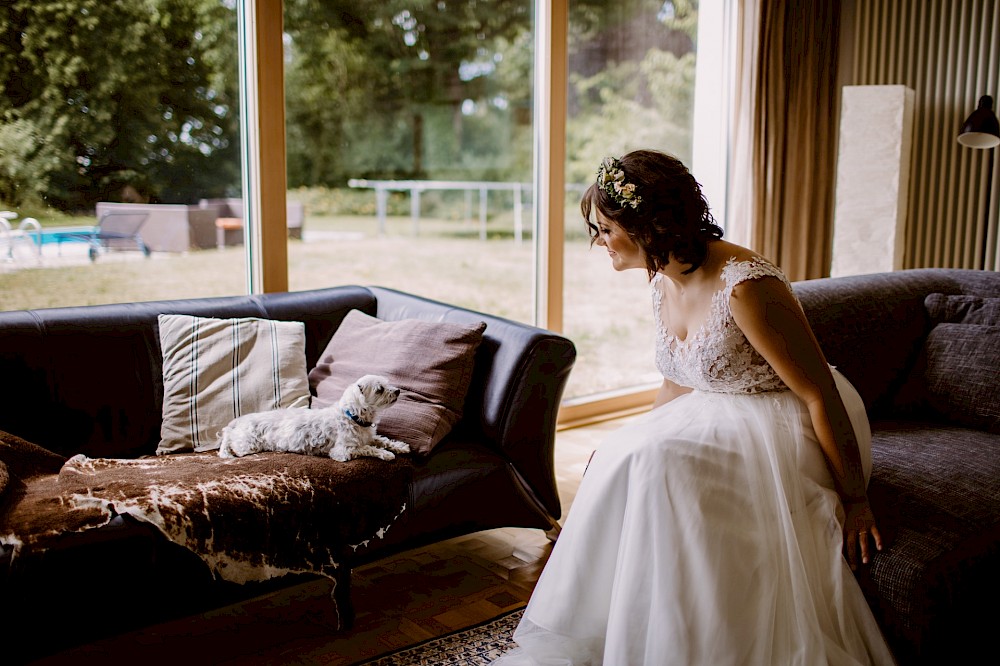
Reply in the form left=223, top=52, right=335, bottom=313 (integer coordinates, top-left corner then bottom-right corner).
left=157, top=314, right=311, bottom=455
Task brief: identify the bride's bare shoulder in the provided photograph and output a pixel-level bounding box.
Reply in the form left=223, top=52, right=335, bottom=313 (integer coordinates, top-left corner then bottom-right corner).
left=705, top=240, right=767, bottom=275
left=709, top=240, right=763, bottom=263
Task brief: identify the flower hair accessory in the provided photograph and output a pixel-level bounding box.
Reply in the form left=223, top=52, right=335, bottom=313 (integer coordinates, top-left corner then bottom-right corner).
left=597, top=156, right=642, bottom=210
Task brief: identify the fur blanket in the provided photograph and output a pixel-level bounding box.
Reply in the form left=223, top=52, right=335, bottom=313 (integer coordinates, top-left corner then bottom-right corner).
left=1, top=429, right=412, bottom=585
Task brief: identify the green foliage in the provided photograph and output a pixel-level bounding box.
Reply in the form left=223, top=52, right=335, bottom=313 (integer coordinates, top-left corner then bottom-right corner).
left=0, top=0, right=239, bottom=211
left=283, top=0, right=535, bottom=186
left=283, top=0, right=698, bottom=188
left=567, top=49, right=696, bottom=183
left=566, top=0, right=698, bottom=182
left=0, top=117, right=60, bottom=209
left=0, top=0, right=699, bottom=214
left=290, top=186, right=410, bottom=217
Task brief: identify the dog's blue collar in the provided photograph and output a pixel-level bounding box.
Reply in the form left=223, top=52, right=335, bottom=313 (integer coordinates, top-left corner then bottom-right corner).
left=344, top=408, right=373, bottom=428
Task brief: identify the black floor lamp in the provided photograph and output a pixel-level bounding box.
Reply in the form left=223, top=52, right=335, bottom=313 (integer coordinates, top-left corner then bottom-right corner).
left=957, top=95, right=1000, bottom=269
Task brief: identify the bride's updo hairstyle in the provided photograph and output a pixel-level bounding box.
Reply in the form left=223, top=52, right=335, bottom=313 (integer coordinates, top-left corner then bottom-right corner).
left=582, top=149, right=723, bottom=277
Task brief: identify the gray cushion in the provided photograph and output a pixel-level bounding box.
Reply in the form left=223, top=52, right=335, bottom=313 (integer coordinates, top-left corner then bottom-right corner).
left=918, top=323, right=1000, bottom=433
left=895, top=294, right=1000, bottom=433
left=924, top=293, right=1000, bottom=326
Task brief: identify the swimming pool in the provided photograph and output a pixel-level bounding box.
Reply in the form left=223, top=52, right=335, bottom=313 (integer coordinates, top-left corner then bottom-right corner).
left=16, top=226, right=98, bottom=246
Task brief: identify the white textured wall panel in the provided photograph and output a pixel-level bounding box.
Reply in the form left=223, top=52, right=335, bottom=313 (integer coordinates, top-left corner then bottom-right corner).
left=832, top=85, right=915, bottom=277
left=842, top=0, right=1000, bottom=270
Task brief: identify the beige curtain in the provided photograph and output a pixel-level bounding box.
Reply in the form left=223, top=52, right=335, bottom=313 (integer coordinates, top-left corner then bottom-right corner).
left=724, top=0, right=762, bottom=251
left=730, top=0, right=842, bottom=282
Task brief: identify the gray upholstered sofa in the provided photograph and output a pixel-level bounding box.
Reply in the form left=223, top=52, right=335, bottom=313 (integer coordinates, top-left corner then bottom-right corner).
left=793, top=268, right=1000, bottom=665
left=0, top=286, right=574, bottom=663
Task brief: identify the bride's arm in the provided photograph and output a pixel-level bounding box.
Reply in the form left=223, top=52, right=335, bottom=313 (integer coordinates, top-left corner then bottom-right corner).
left=653, top=377, right=692, bottom=409
left=729, top=276, right=882, bottom=570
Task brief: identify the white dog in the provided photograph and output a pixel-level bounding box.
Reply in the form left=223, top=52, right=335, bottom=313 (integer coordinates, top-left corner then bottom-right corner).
left=218, top=374, right=410, bottom=462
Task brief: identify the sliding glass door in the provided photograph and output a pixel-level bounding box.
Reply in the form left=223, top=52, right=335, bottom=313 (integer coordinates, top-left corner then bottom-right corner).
left=562, top=0, right=702, bottom=401
left=282, top=0, right=536, bottom=323
left=0, top=0, right=245, bottom=311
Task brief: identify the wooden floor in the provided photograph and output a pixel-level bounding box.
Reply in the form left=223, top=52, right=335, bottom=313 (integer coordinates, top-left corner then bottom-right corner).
left=36, top=417, right=629, bottom=665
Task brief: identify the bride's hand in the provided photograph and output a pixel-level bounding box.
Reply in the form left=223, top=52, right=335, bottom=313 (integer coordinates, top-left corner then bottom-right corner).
left=843, top=497, right=882, bottom=571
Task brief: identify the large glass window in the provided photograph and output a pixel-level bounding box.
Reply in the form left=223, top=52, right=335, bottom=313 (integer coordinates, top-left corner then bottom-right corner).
left=0, top=0, right=244, bottom=311
left=1, top=0, right=721, bottom=412
left=562, top=0, right=701, bottom=400
left=282, top=0, right=536, bottom=323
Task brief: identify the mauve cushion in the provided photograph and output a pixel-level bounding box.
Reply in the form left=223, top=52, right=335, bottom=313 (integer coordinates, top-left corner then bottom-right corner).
left=308, top=310, right=486, bottom=456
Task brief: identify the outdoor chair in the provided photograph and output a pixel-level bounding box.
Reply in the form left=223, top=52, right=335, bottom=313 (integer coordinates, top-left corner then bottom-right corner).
left=63, top=211, right=151, bottom=262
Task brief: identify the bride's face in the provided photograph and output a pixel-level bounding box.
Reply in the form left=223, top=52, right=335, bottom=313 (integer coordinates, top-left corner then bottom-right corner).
left=594, top=214, right=645, bottom=271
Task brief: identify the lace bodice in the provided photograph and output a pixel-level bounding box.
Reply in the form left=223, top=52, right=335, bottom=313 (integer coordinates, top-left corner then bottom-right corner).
left=652, top=257, right=793, bottom=394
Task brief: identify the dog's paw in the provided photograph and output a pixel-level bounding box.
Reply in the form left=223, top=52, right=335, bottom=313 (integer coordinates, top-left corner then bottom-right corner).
left=363, top=447, right=395, bottom=461
left=387, top=439, right=410, bottom=455
left=329, top=450, right=350, bottom=462
left=375, top=435, right=410, bottom=455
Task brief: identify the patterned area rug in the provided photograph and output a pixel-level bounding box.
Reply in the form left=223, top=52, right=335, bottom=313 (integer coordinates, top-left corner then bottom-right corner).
left=355, top=607, right=523, bottom=665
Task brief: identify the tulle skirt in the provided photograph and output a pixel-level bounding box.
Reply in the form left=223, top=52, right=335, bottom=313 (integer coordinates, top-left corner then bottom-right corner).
left=492, top=369, right=895, bottom=666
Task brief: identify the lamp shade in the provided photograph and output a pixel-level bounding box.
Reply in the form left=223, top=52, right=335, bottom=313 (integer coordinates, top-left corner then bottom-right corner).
left=958, top=95, right=1000, bottom=149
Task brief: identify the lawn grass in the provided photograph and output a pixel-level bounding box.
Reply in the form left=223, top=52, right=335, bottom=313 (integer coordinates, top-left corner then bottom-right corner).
left=0, top=212, right=659, bottom=400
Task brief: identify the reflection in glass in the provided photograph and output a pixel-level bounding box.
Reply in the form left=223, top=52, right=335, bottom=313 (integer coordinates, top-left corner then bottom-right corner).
left=282, top=1, right=536, bottom=323
left=563, top=0, right=699, bottom=400
left=0, top=0, right=243, bottom=311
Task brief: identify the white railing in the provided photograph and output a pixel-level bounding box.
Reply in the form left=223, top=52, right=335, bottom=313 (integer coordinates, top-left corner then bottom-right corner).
left=0, top=212, right=12, bottom=261
left=348, top=179, right=532, bottom=243
left=1, top=211, right=43, bottom=264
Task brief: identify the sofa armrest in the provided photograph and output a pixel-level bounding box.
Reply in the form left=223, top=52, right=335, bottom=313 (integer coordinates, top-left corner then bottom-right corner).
left=368, top=286, right=576, bottom=520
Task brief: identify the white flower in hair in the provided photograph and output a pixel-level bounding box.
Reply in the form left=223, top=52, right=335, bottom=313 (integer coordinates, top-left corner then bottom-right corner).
left=597, top=156, right=642, bottom=209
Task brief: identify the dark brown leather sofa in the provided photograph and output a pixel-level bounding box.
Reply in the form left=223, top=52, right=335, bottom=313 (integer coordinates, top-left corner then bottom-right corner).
left=0, top=285, right=575, bottom=663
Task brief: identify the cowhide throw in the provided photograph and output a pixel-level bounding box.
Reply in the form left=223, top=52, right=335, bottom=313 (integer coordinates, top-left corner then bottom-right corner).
left=1, top=448, right=411, bottom=585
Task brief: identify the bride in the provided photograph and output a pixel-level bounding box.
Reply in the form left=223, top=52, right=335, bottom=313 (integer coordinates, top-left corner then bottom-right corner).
left=492, top=150, right=896, bottom=665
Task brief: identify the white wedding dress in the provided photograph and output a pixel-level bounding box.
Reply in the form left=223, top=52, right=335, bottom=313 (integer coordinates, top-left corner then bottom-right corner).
left=492, top=258, right=896, bottom=666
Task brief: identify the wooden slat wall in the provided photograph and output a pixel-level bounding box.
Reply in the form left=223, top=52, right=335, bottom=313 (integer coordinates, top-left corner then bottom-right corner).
left=842, top=0, right=1000, bottom=270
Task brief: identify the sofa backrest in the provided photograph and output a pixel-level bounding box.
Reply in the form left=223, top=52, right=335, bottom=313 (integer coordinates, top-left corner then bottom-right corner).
left=0, top=287, right=376, bottom=458
left=793, top=268, right=1000, bottom=417
left=0, top=284, right=575, bottom=519
left=369, top=286, right=576, bottom=518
